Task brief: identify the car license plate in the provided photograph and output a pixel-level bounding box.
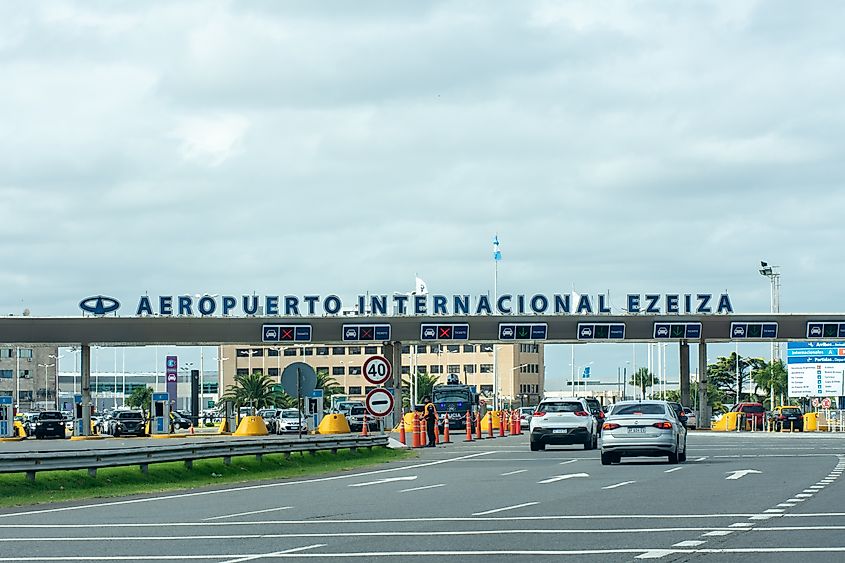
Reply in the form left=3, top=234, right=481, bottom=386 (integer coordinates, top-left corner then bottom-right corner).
left=552, top=429, right=568, bottom=434
left=628, top=427, right=646, bottom=433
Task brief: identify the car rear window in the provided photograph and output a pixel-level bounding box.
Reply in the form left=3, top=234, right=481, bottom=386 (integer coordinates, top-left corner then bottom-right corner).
left=350, top=406, right=366, bottom=415
left=118, top=412, right=143, bottom=420
left=538, top=402, right=582, bottom=413
left=781, top=408, right=802, bottom=416
left=39, top=412, right=63, bottom=420
left=742, top=405, right=765, bottom=413
left=281, top=411, right=300, bottom=419
left=613, top=404, right=666, bottom=416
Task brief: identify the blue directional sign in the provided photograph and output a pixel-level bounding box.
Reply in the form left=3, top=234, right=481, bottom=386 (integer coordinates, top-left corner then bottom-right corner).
left=731, top=322, right=778, bottom=339
left=421, top=323, right=470, bottom=341
left=582, top=367, right=591, bottom=379
left=806, top=322, right=845, bottom=339
left=653, top=322, right=702, bottom=340
left=498, top=323, right=548, bottom=340
left=578, top=323, right=626, bottom=340
left=342, top=324, right=391, bottom=342
left=262, top=324, right=312, bottom=342
left=0, top=396, right=12, bottom=405
left=152, top=392, right=169, bottom=402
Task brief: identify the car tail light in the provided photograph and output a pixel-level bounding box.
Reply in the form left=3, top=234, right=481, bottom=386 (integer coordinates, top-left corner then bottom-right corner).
left=533, top=411, right=545, bottom=417
left=597, top=411, right=605, bottom=419
left=574, top=411, right=589, bottom=417
left=652, top=421, right=673, bottom=429
left=603, top=422, right=620, bottom=430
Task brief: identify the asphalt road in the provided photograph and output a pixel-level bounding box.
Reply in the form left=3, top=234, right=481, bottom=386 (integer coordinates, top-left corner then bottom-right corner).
left=1, top=431, right=844, bottom=561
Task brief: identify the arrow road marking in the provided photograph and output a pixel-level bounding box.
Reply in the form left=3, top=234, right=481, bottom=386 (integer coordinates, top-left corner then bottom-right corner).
left=538, top=473, right=589, bottom=484
left=349, top=476, right=417, bottom=488
left=726, top=470, right=762, bottom=480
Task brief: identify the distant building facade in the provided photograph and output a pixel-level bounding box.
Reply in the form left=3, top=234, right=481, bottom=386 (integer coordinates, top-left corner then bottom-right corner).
left=0, top=345, right=59, bottom=411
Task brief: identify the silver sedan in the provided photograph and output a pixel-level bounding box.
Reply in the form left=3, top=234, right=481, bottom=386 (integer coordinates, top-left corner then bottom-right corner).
left=600, top=400, right=687, bottom=465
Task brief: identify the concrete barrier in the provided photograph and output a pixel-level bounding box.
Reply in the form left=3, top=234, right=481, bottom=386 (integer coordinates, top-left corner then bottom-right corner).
left=233, top=416, right=269, bottom=436
left=317, top=413, right=351, bottom=434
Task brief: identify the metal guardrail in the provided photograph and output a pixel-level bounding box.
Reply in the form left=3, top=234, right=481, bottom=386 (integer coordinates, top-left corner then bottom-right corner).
left=0, top=434, right=389, bottom=481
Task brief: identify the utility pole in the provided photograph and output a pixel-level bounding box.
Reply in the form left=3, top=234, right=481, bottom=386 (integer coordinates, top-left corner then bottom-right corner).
left=759, top=262, right=781, bottom=409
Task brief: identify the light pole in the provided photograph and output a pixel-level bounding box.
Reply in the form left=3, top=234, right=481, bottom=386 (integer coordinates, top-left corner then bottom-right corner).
left=214, top=356, right=229, bottom=409
left=48, top=353, right=64, bottom=410
left=37, top=362, right=55, bottom=410
left=510, top=363, right=529, bottom=406
left=759, top=261, right=781, bottom=409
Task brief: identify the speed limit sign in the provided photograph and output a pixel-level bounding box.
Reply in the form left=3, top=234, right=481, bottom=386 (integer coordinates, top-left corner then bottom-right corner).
left=362, top=355, right=392, bottom=386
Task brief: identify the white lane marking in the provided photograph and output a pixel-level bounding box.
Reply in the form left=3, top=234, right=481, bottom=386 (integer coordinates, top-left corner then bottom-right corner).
left=664, top=467, right=684, bottom=473
left=637, top=550, right=674, bottom=559
left=777, top=504, right=796, bottom=508
left=472, top=502, right=539, bottom=516
left=203, top=506, right=292, bottom=521
left=500, top=470, right=527, bottom=476
left=729, top=523, right=753, bottom=528
left=786, top=498, right=805, bottom=502
left=702, top=530, right=733, bottom=537
left=218, top=544, right=324, bottom=563
left=796, top=493, right=814, bottom=497
left=749, top=515, right=775, bottom=520
left=0, top=451, right=495, bottom=520
left=538, top=473, right=589, bottom=484
left=726, top=469, right=762, bottom=480
left=602, top=481, right=636, bottom=490
left=809, top=485, right=825, bottom=489
left=559, top=459, right=578, bottom=466
left=673, top=540, right=706, bottom=547
left=764, top=509, right=785, bottom=513
left=694, top=457, right=708, bottom=462
left=0, top=514, right=764, bottom=530
left=399, top=484, right=445, bottom=493
left=349, top=476, right=417, bottom=488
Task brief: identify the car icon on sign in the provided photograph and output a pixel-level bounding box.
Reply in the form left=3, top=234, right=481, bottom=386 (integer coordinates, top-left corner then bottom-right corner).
left=345, top=328, right=357, bottom=338
left=265, top=329, right=277, bottom=339
left=580, top=327, right=593, bottom=337
left=734, top=326, right=745, bottom=336
left=423, top=327, right=436, bottom=338
left=656, top=326, right=669, bottom=337
left=810, top=326, right=822, bottom=336
left=502, top=327, right=514, bottom=338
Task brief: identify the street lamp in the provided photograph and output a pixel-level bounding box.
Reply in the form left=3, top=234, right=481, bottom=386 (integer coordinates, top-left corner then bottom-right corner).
left=48, top=354, right=64, bottom=410
left=510, top=363, right=529, bottom=407
left=759, top=261, right=782, bottom=409
left=37, top=362, right=55, bottom=410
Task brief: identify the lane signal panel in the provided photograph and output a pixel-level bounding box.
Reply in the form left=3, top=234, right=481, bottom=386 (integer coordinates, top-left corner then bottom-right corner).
left=262, top=325, right=312, bottom=342
left=806, top=322, right=845, bottom=339
left=730, top=322, right=778, bottom=339
left=420, top=323, right=470, bottom=341
left=498, top=323, right=548, bottom=340
left=342, top=324, right=391, bottom=342
left=577, top=323, right=625, bottom=340
left=653, top=322, right=701, bottom=339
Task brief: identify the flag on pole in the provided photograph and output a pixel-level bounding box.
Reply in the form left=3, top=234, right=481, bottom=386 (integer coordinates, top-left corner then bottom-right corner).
left=414, top=276, right=428, bottom=295
left=493, top=235, right=502, bottom=261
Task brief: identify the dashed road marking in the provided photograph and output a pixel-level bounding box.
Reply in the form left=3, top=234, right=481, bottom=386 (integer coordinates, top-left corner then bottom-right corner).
left=664, top=467, right=684, bottom=473
left=204, top=506, right=292, bottom=521
left=472, top=502, right=539, bottom=516
left=602, top=481, right=636, bottom=490
left=702, top=530, right=733, bottom=537
left=538, top=473, right=589, bottom=484
left=673, top=540, right=706, bottom=547
left=399, top=484, right=445, bottom=493
left=500, top=470, right=527, bottom=476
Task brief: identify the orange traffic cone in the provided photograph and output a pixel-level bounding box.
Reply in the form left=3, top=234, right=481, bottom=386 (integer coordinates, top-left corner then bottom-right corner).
left=399, top=411, right=407, bottom=445
left=465, top=411, right=473, bottom=442
left=412, top=413, right=421, bottom=448
left=499, top=411, right=506, bottom=437
left=443, top=414, right=451, bottom=444
left=476, top=413, right=482, bottom=440
left=420, top=414, right=427, bottom=447
left=488, top=412, right=494, bottom=439
left=361, top=413, right=369, bottom=437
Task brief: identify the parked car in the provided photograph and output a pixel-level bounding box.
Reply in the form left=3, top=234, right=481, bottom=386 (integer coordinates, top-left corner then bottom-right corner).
left=518, top=407, right=534, bottom=429
left=276, top=409, right=308, bottom=434
left=107, top=410, right=146, bottom=437
left=579, top=397, right=606, bottom=434
left=730, top=402, right=766, bottom=430
left=600, top=400, right=688, bottom=465
left=171, top=412, right=192, bottom=431
left=771, top=406, right=804, bottom=431
left=346, top=405, right=378, bottom=432
left=31, top=411, right=67, bottom=439
left=682, top=407, right=698, bottom=429
left=258, top=408, right=283, bottom=433
left=529, top=398, right=598, bottom=451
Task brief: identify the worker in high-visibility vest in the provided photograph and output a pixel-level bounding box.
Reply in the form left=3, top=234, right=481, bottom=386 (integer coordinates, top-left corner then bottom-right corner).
left=422, top=396, right=438, bottom=448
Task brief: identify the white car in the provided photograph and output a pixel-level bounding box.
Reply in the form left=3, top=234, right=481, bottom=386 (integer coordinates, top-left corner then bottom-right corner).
left=682, top=407, right=697, bottom=429
left=529, top=398, right=598, bottom=451
left=600, top=400, right=688, bottom=465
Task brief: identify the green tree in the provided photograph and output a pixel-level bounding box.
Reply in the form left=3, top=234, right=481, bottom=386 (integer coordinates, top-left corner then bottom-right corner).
left=316, top=372, right=343, bottom=409
left=402, top=372, right=441, bottom=406
left=220, top=372, right=289, bottom=411
left=707, top=353, right=766, bottom=403
left=628, top=367, right=659, bottom=399
left=126, top=386, right=153, bottom=417
left=751, top=359, right=788, bottom=409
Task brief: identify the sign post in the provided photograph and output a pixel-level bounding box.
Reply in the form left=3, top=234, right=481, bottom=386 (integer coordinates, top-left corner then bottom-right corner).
left=165, top=356, right=177, bottom=410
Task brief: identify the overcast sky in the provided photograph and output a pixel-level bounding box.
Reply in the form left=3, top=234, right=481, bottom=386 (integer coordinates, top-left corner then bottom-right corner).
left=2, top=1, right=844, bottom=381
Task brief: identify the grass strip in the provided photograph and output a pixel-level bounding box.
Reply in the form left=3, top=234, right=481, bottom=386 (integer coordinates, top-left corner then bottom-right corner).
left=0, top=447, right=414, bottom=508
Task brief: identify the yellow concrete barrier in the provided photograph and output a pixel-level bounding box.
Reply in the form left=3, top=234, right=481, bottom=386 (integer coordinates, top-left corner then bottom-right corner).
left=233, top=415, right=269, bottom=436
left=317, top=413, right=351, bottom=434
left=481, top=410, right=503, bottom=429
left=711, top=412, right=739, bottom=432
left=804, top=412, right=819, bottom=432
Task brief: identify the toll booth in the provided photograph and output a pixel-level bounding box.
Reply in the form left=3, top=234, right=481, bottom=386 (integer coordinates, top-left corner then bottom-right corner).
left=73, top=394, right=85, bottom=436
left=222, top=401, right=237, bottom=433
left=151, top=392, right=171, bottom=435
left=0, top=396, right=13, bottom=438
left=306, top=389, right=324, bottom=432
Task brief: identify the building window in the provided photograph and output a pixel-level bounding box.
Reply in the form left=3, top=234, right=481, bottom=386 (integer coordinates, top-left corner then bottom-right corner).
left=416, top=366, right=427, bottom=374
left=0, top=349, right=12, bottom=358
left=18, top=349, right=33, bottom=359
left=284, top=348, right=297, bottom=356
left=349, top=366, right=362, bottom=375
left=202, top=383, right=218, bottom=393
left=316, top=347, right=329, bottom=356
left=18, top=390, right=32, bottom=402
left=236, top=368, right=248, bottom=376
left=302, top=348, right=314, bottom=356
left=0, top=370, right=11, bottom=379
left=463, top=345, right=475, bottom=353
left=430, top=344, right=442, bottom=354
left=0, top=391, right=11, bottom=397
left=480, top=344, right=493, bottom=352
left=480, top=364, right=493, bottom=373
left=463, top=364, right=475, bottom=374
left=416, top=345, right=427, bottom=354
left=348, top=386, right=362, bottom=395
left=480, top=385, right=493, bottom=393
left=447, top=345, right=460, bottom=353
left=268, top=348, right=280, bottom=357
left=401, top=345, right=410, bottom=354
left=348, top=347, right=361, bottom=355
left=19, top=369, right=31, bottom=379
left=332, top=347, right=346, bottom=355
left=430, top=365, right=443, bottom=374
left=251, top=368, right=263, bottom=375
left=364, top=346, right=378, bottom=354
left=401, top=366, right=410, bottom=375
left=365, top=386, right=377, bottom=394
left=268, top=368, right=279, bottom=377
left=316, top=367, right=329, bottom=376
left=447, top=364, right=460, bottom=373
left=332, top=367, right=345, bottom=376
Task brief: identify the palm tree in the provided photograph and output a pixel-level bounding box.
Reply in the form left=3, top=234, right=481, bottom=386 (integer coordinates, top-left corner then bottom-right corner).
left=316, top=372, right=343, bottom=409
left=751, top=359, right=787, bottom=408
left=220, top=372, right=288, bottom=411
left=402, top=372, right=441, bottom=405
left=628, top=367, right=659, bottom=399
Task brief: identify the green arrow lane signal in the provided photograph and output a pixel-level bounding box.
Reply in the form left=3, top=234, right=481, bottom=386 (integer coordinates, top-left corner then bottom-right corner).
left=517, top=326, right=530, bottom=337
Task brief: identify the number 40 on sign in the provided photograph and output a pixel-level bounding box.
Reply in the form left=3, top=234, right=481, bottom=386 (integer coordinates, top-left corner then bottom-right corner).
left=362, top=355, right=392, bottom=386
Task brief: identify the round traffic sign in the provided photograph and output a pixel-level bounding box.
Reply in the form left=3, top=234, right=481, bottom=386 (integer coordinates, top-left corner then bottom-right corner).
left=812, top=398, right=820, bottom=408
left=365, top=388, right=395, bottom=418
left=362, top=355, right=392, bottom=386
left=822, top=397, right=832, bottom=409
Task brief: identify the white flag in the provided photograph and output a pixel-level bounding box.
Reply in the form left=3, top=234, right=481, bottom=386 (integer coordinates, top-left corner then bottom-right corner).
left=415, top=276, right=428, bottom=295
